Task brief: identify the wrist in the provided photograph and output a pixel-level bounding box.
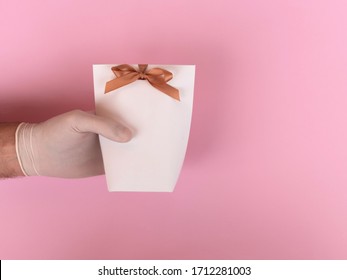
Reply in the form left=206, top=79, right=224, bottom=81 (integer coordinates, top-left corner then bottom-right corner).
left=0, top=123, right=25, bottom=177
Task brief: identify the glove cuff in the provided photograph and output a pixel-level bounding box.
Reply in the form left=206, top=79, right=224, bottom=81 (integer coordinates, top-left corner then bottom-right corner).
left=15, top=122, right=40, bottom=176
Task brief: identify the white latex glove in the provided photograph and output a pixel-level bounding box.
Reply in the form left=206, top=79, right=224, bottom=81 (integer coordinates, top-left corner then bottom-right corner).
left=15, top=110, right=132, bottom=178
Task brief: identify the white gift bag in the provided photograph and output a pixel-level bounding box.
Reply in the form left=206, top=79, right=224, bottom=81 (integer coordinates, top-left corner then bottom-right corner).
left=93, top=64, right=195, bottom=192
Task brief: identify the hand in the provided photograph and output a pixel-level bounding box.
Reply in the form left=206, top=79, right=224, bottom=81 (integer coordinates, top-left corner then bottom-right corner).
left=16, top=110, right=132, bottom=178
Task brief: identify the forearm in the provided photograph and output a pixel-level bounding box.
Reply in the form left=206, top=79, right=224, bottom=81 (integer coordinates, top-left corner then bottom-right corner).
left=0, top=123, right=25, bottom=178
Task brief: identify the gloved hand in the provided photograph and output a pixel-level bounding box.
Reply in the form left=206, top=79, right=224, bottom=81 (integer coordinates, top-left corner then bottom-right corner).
left=15, top=110, right=132, bottom=178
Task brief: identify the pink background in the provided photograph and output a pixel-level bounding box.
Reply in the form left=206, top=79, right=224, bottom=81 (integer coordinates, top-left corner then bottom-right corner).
left=1, top=0, right=347, bottom=259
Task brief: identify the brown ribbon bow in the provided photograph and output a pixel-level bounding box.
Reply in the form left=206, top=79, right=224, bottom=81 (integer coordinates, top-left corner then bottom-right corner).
left=104, top=64, right=180, bottom=101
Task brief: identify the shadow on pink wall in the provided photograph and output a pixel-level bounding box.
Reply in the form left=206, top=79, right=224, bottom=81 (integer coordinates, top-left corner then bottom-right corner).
left=1, top=43, right=232, bottom=164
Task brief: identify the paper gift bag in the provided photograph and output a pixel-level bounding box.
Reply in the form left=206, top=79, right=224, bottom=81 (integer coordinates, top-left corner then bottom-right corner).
left=93, top=64, right=195, bottom=192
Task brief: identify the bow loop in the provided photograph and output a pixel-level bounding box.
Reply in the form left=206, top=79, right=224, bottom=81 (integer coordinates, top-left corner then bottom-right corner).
left=105, top=64, right=180, bottom=101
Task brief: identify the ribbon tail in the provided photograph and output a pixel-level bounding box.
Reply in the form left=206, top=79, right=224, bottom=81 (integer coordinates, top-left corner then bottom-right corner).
left=105, top=73, right=139, bottom=94
left=149, top=81, right=180, bottom=101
